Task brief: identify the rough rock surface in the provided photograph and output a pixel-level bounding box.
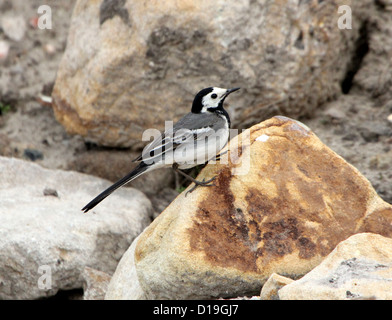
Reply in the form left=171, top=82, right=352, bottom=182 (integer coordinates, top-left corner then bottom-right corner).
left=0, top=156, right=152, bottom=299
left=105, top=235, right=146, bottom=300
left=260, top=273, right=294, bottom=300
left=52, top=0, right=373, bottom=147
left=278, top=233, right=392, bottom=300
left=82, top=267, right=111, bottom=300
left=107, top=117, right=392, bottom=299
left=305, top=94, right=392, bottom=205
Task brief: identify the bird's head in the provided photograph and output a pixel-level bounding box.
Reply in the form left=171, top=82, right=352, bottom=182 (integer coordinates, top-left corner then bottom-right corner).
left=191, top=87, right=240, bottom=114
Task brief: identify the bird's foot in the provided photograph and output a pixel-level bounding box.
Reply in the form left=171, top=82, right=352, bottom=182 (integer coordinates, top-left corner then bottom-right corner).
left=185, top=176, right=216, bottom=196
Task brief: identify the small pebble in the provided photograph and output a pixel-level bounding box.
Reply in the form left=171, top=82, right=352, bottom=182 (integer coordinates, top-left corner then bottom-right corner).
left=29, top=16, right=39, bottom=29
left=360, top=129, right=379, bottom=143
left=23, top=148, right=43, bottom=161
left=324, top=107, right=345, bottom=120
left=43, top=188, right=59, bottom=197
left=0, top=41, right=10, bottom=61
left=387, top=114, right=392, bottom=124
left=1, top=16, right=26, bottom=42
left=43, top=43, right=56, bottom=55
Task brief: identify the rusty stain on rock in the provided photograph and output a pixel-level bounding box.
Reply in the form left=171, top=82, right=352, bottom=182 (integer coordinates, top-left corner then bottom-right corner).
left=188, top=166, right=263, bottom=273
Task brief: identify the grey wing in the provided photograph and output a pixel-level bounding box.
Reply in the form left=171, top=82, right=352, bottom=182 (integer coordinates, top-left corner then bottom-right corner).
left=172, top=112, right=223, bottom=132
left=134, top=112, right=224, bottom=164
left=133, top=131, right=176, bottom=164
left=173, top=112, right=225, bottom=145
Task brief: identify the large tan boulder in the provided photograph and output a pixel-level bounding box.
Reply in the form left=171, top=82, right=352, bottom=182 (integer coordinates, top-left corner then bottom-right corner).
left=106, top=116, right=392, bottom=299
left=52, top=0, right=373, bottom=147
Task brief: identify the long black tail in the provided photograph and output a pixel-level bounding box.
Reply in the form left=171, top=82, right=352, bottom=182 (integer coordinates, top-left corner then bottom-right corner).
left=82, top=162, right=149, bottom=213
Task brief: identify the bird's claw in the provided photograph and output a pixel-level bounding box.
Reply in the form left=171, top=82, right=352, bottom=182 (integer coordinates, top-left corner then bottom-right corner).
left=185, top=176, right=216, bottom=197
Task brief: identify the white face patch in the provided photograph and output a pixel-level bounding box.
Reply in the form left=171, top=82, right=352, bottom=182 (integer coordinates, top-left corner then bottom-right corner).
left=201, top=87, right=228, bottom=112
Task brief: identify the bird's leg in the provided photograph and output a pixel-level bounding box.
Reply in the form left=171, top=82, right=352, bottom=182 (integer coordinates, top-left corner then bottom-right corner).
left=172, top=166, right=216, bottom=186
left=212, top=150, right=228, bottom=162
left=172, top=164, right=216, bottom=195
left=174, top=167, right=181, bottom=191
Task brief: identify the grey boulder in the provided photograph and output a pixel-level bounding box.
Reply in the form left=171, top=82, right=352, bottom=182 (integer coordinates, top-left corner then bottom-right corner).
left=0, top=156, right=152, bottom=299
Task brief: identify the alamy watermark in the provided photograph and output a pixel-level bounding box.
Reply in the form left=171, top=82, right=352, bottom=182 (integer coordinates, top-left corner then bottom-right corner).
left=37, top=5, right=52, bottom=30
left=338, top=5, right=352, bottom=30
left=37, top=265, right=52, bottom=290
left=36, top=4, right=353, bottom=31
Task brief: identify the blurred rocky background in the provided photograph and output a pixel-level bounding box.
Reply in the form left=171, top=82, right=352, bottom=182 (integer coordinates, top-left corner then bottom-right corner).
left=0, top=0, right=391, bottom=300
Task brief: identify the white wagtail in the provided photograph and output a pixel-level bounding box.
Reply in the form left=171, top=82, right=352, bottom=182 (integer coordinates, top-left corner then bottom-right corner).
left=82, top=87, right=240, bottom=213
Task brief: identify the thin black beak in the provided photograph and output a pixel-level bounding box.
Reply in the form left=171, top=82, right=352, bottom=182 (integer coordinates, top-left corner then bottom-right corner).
left=220, top=87, right=240, bottom=105
left=226, top=87, right=240, bottom=95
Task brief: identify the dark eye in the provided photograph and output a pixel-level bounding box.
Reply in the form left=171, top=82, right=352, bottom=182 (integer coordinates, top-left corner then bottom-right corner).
left=211, top=93, right=217, bottom=99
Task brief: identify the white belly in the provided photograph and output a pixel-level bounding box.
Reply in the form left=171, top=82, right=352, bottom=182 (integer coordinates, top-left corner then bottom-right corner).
left=175, top=127, right=229, bottom=169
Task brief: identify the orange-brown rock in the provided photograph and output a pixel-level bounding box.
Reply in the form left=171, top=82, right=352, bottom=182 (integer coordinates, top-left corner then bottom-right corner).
left=107, top=116, right=392, bottom=299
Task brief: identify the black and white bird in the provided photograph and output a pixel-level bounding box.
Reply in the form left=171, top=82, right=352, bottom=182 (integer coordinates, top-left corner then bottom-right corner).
left=82, top=87, right=240, bottom=213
